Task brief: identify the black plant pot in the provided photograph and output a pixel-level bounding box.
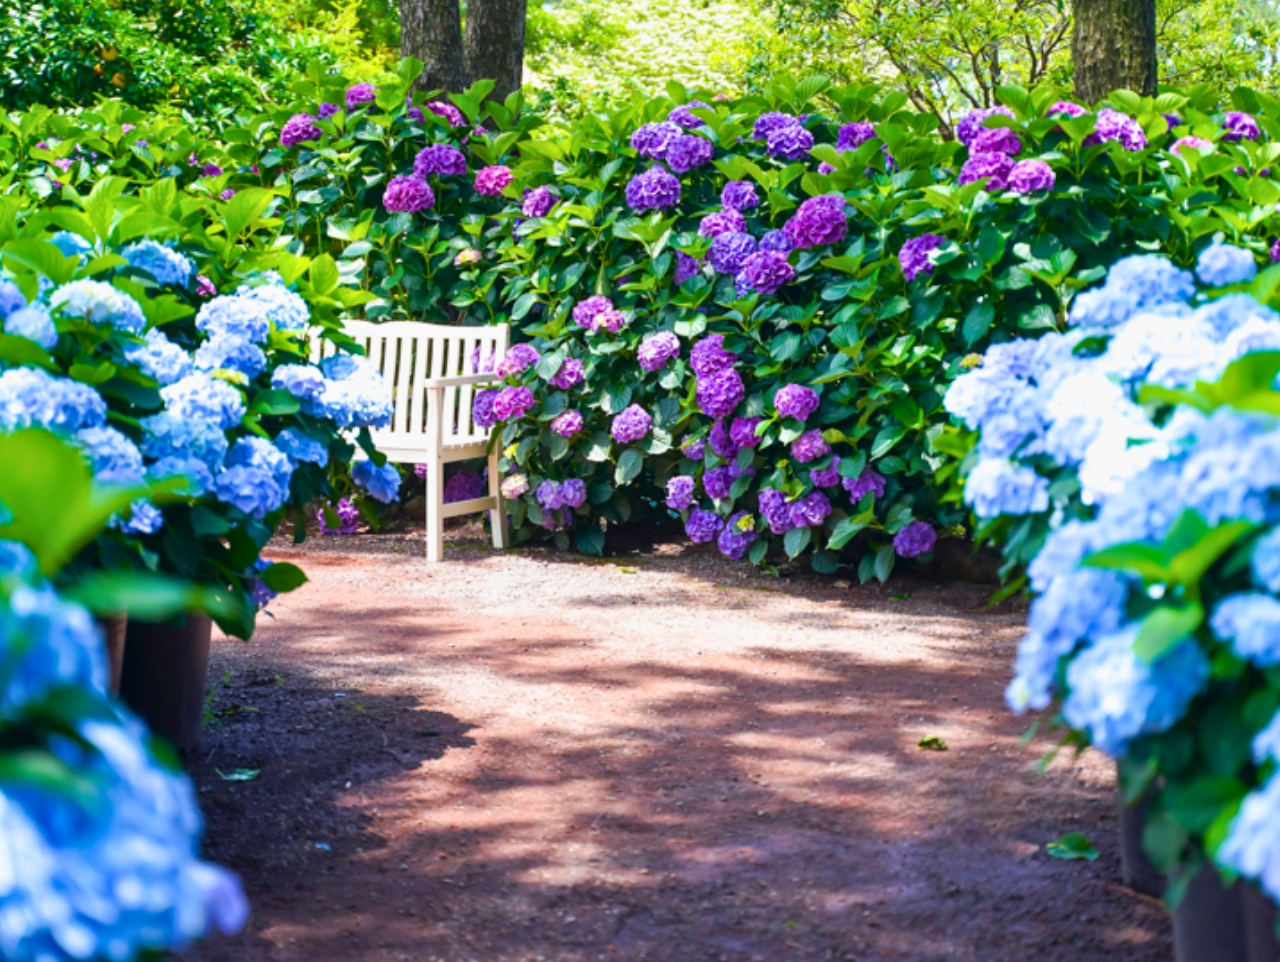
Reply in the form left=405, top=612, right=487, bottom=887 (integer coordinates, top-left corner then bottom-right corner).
left=118, top=614, right=212, bottom=752
left=1119, top=785, right=1164, bottom=897
left=1243, top=883, right=1280, bottom=962
left=94, top=614, right=128, bottom=696
left=1174, top=864, right=1248, bottom=962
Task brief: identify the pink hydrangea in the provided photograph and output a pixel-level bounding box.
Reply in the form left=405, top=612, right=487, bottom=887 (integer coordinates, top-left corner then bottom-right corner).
left=475, top=165, right=513, bottom=197
left=611, top=404, right=652, bottom=444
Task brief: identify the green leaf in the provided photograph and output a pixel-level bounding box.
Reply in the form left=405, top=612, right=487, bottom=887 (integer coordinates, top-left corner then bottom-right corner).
left=873, top=544, right=895, bottom=583
left=917, top=735, right=948, bottom=751
left=1045, top=833, right=1099, bottom=861
left=615, top=449, right=644, bottom=485
left=976, top=225, right=1006, bottom=267
left=2, top=238, right=78, bottom=285
left=961, top=302, right=994, bottom=345
left=810, top=550, right=839, bottom=574
left=309, top=255, right=340, bottom=296
left=261, top=562, right=308, bottom=593
left=251, top=389, right=302, bottom=416
left=828, top=517, right=869, bottom=550
left=62, top=571, right=245, bottom=622
left=575, top=526, right=605, bottom=555
left=1132, top=603, right=1205, bottom=663
left=216, top=768, right=262, bottom=782
left=783, top=526, right=812, bottom=558
left=221, top=188, right=276, bottom=240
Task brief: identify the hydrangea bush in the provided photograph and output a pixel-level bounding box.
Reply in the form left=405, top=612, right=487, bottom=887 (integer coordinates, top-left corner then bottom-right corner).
left=0, top=213, right=394, bottom=637
left=952, top=249, right=1280, bottom=905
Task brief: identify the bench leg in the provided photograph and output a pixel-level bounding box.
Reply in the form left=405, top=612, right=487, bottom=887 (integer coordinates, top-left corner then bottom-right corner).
left=488, top=447, right=507, bottom=550
left=425, top=457, right=445, bottom=563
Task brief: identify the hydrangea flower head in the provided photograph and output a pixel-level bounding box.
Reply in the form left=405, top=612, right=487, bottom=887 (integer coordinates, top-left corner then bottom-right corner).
left=550, top=410, right=584, bottom=437
left=475, top=165, right=513, bottom=197
left=472, top=389, right=498, bottom=428
left=699, top=210, right=747, bottom=238
left=631, top=121, right=682, bottom=159
left=766, top=123, right=814, bottom=161
left=965, top=458, right=1050, bottom=518
left=759, top=230, right=793, bottom=253
left=708, top=232, right=758, bottom=274
left=161, top=372, right=245, bottom=429
left=320, top=497, right=359, bottom=534
left=753, top=112, right=800, bottom=141
left=955, top=106, right=1016, bottom=146
left=717, top=511, right=758, bottom=559
left=958, top=151, right=1014, bottom=189
left=837, top=121, right=876, bottom=151
left=492, top=386, right=535, bottom=421
left=427, top=101, right=466, bottom=127
left=1047, top=101, right=1086, bottom=118
left=893, top=520, right=936, bottom=557
left=686, top=508, right=723, bottom=543
left=669, top=101, right=712, bottom=129
left=573, top=295, right=614, bottom=331
left=721, top=181, right=759, bottom=210
left=730, top=417, right=762, bottom=448
left=666, top=134, right=714, bottom=173
left=501, top=473, right=529, bottom=499
left=790, top=429, right=830, bottom=463
left=384, top=176, right=435, bottom=213
left=50, top=280, right=145, bottom=333
left=497, top=343, right=540, bottom=377
left=899, top=234, right=946, bottom=281
left=638, top=331, right=680, bottom=372
left=1008, top=160, right=1055, bottom=194
left=666, top=475, right=696, bottom=510
left=774, top=383, right=819, bottom=421
left=352, top=459, right=400, bottom=503
left=1210, top=593, right=1280, bottom=666
left=696, top=367, right=745, bottom=419
left=1088, top=109, right=1147, bottom=151
left=345, top=83, right=377, bottom=111
left=1197, top=243, right=1257, bottom=286
left=5, top=305, right=57, bottom=349
left=738, top=251, right=795, bottom=295
left=971, top=126, right=1022, bottom=156
left=783, top=194, right=847, bottom=249
left=522, top=186, right=557, bottom=218
left=1069, top=254, right=1196, bottom=328
left=549, top=357, right=585, bottom=390
left=1172, top=136, right=1213, bottom=156
left=122, top=239, right=194, bottom=287
left=611, top=404, right=652, bottom=444
left=625, top=167, right=681, bottom=212
left=844, top=469, right=886, bottom=501
left=1224, top=111, right=1261, bottom=142
left=690, top=333, right=736, bottom=376
left=675, top=252, right=701, bottom=284
left=195, top=334, right=266, bottom=379
left=280, top=113, right=322, bottom=148
left=414, top=143, right=467, bottom=178
left=317, top=102, right=340, bottom=120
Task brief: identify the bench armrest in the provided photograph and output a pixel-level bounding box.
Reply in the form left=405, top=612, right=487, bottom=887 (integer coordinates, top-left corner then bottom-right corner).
left=422, top=373, right=500, bottom=389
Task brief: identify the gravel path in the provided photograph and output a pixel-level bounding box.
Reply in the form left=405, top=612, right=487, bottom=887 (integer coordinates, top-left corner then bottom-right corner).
left=180, top=527, right=1171, bottom=961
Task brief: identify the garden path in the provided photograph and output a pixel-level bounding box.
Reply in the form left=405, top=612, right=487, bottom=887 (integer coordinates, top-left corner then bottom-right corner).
left=180, top=528, right=1170, bottom=962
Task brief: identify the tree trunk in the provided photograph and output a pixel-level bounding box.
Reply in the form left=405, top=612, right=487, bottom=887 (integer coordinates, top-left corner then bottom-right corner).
left=464, top=0, right=527, bottom=102
left=1072, top=0, right=1157, bottom=103
left=400, top=0, right=467, bottom=93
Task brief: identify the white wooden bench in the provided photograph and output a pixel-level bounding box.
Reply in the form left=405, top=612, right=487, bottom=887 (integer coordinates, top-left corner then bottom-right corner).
left=314, top=319, right=510, bottom=562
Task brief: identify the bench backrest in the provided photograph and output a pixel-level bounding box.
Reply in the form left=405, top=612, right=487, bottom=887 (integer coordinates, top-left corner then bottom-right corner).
left=313, top=320, right=510, bottom=448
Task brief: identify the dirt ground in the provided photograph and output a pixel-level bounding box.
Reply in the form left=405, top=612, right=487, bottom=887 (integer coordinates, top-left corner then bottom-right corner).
left=179, top=524, right=1172, bottom=962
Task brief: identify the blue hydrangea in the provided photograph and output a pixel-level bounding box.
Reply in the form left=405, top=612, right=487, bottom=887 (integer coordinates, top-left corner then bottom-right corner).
left=214, top=464, right=284, bottom=518
left=4, top=305, right=57, bottom=349
left=1216, top=772, right=1280, bottom=903
left=195, top=295, right=270, bottom=344
left=1252, top=527, right=1280, bottom=593
left=0, top=539, right=38, bottom=580
left=1252, top=709, right=1280, bottom=765
left=1209, top=593, right=1280, bottom=666
left=226, top=437, right=293, bottom=495
left=1068, top=254, right=1196, bottom=329
left=0, top=279, right=25, bottom=319
left=124, top=329, right=193, bottom=386
left=50, top=231, right=92, bottom=260
left=275, top=428, right=329, bottom=468
left=233, top=279, right=310, bottom=332
left=75, top=426, right=145, bottom=485
left=0, top=368, right=106, bottom=434
left=141, top=411, right=229, bottom=472
left=160, top=373, right=246, bottom=430
left=50, top=280, right=146, bottom=334
left=194, top=334, right=267, bottom=379
left=1196, top=243, right=1257, bottom=287
left=352, top=460, right=401, bottom=503
left=121, top=239, right=195, bottom=288
left=0, top=584, right=107, bottom=711
left=1062, top=625, right=1210, bottom=757
left=271, top=364, right=326, bottom=399
left=147, top=455, right=215, bottom=497
left=119, top=498, right=164, bottom=535
left=307, top=356, right=393, bottom=429
left=964, top=458, right=1050, bottom=518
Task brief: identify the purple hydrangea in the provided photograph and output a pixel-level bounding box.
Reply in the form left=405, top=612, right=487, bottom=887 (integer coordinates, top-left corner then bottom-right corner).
left=708, top=420, right=737, bottom=459
left=592, top=308, right=627, bottom=334
left=690, top=334, right=736, bottom=376
left=696, top=367, right=745, bottom=419
left=320, top=497, right=360, bottom=535
left=501, top=473, right=529, bottom=498
left=774, top=383, right=819, bottom=421
left=758, top=489, right=793, bottom=534
left=721, top=181, right=760, bottom=210
left=956, top=106, right=1017, bottom=147
left=759, top=230, right=793, bottom=253
left=406, top=98, right=425, bottom=122
left=1163, top=112, right=1184, bottom=130
left=810, top=456, right=841, bottom=487
left=675, top=252, right=701, bottom=285
left=730, top=417, right=762, bottom=448
left=686, top=508, right=724, bottom=543
left=844, top=469, right=886, bottom=501
left=537, top=479, right=566, bottom=509
left=717, top=512, right=758, bottom=559
left=789, top=491, right=832, bottom=528
left=837, top=121, right=876, bottom=152
left=669, top=101, right=712, bottom=129
left=767, top=123, right=814, bottom=161
left=473, top=390, right=498, bottom=428
left=1173, top=136, right=1214, bottom=156
left=958, top=151, right=1014, bottom=190
left=475, top=166, right=513, bottom=197
left=1047, top=101, right=1086, bottom=118
left=733, top=274, right=753, bottom=299
left=493, top=386, right=536, bottom=421
left=345, top=83, right=377, bottom=111
left=1008, top=160, right=1056, bottom=194
left=318, top=102, right=340, bottom=120
left=753, top=112, right=800, bottom=141
left=970, top=126, right=1021, bottom=156
left=445, top=471, right=486, bottom=503
left=709, top=232, right=758, bottom=274
left=550, top=409, right=584, bottom=437
left=383, top=176, right=435, bottom=213
left=681, top=437, right=706, bottom=460
left=414, top=143, right=467, bottom=177
left=790, top=429, right=830, bottom=463
left=573, top=295, right=613, bottom=331
left=666, top=134, right=714, bottom=173
left=522, top=186, right=557, bottom=218
left=631, top=121, right=682, bottom=159
left=561, top=478, right=587, bottom=508
left=497, top=343, right=540, bottom=377
left=280, top=114, right=322, bottom=148
left=1272, top=238, right=1280, bottom=264
left=699, top=210, right=747, bottom=238
left=666, top=475, right=696, bottom=510
left=220, top=188, right=236, bottom=201
left=703, top=465, right=734, bottom=499
left=899, top=234, right=946, bottom=281
left=200, top=163, right=223, bottom=178
left=625, top=167, right=681, bottom=212
left=1088, top=109, right=1147, bottom=151
left=611, top=404, right=652, bottom=444
left=783, top=194, right=848, bottom=249
left=549, top=357, right=585, bottom=390
left=893, top=520, right=937, bottom=557
left=1224, top=111, right=1261, bottom=142
left=428, top=102, right=466, bottom=127
left=638, top=331, right=680, bottom=372
left=738, top=251, right=795, bottom=295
